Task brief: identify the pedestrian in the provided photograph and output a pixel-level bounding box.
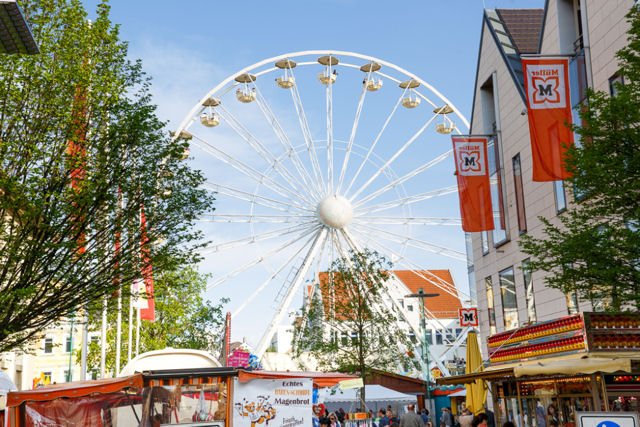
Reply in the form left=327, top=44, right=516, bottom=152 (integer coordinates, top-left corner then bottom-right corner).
left=338, top=408, right=346, bottom=423
left=441, top=407, right=454, bottom=427
left=471, top=413, right=489, bottom=427
left=389, top=410, right=399, bottom=424
left=420, top=409, right=432, bottom=427
left=484, top=406, right=495, bottom=427
left=378, top=408, right=391, bottom=427
left=328, top=412, right=341, bottom=427
left=458, top=409, right=473, bottom=427
left=399, top=403, right=424, bottom=427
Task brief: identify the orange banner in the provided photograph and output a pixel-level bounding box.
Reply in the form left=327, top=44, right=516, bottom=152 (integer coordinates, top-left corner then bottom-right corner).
left=139, top=205, right=155, bottom=321
left=522, top=57, right=574, bottom=181
left=452, top=136, right=494, bottom=232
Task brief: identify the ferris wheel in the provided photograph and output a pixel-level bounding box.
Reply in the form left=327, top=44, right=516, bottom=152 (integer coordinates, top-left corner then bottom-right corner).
left=172, top=50, right=472, bottom=364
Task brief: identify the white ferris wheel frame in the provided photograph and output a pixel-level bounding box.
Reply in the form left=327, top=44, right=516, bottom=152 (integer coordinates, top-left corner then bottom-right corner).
left=173, top=50, right=472, bottom=370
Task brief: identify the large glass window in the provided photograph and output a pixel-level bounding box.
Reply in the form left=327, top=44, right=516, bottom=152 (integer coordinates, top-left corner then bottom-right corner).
left=512, top=154, right=527, bottom=233
left=485, top=276, right=497, bottom=335
left=609, top=74, right=625, bottom=97
left=554, top=180, right=567, bottom=212
left=436, top=330, right=443, bottom=345
left=522, top=259, right=537, bottom=323
left=488, top=137, right=508, bottom=245
left=481, top=231, right=490, bottom=254
left=499, top=267, right=519, bottom=330
left=65, top=335, right=72, bottom=353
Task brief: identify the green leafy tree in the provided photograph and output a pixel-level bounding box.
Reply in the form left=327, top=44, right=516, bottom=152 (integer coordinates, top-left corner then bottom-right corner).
left=84, top=265, right=228, bottom=376
left=292, top=250, right=416, bottom=411
left=0, top=0, right=213, bottom=352
left=520, top=7, right=640, bottom=311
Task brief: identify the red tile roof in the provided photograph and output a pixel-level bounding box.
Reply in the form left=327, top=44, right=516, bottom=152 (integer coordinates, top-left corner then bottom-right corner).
left=316, top=270, right=461, bottom=320
left=392, top=270, right=461, bottom=319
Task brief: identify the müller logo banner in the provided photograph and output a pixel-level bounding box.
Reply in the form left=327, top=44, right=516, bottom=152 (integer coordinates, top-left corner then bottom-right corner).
left=522, top=57, right=574, bottom=181
left=451, top=136, right=494, bottom=232
left=233, top=378, right=312, bottom=427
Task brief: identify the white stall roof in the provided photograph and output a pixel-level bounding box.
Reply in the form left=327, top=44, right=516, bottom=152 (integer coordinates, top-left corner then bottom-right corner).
left=324, top=384, right=416, bottom=403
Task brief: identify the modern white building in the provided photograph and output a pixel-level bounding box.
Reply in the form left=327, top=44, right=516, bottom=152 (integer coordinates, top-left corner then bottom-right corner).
left=467, top=0, right=633, bottom=354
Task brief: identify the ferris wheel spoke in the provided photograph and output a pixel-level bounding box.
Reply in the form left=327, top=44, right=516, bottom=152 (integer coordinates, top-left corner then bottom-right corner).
left=203, top=182, right=313, bottom=214
left=353, top=149, right=453, bottom=209
left=206, top=108, right=315, bottom=206
left=230, top=227, right=322, bottom=318
left=251, top=83, right=321, bottom=199
left=326, top=62, right=334, bottom=194
left=350, top=113, right=439, bottom=202
left=199, top=221, right=317, bottom=255
left=287, top=66, right=326, bottom=194
left=354, top=216, right=462, bottom=226
left=206, top=225, right=321, bottom=290
left=256, top=227, right=328, bottom=357
left=347, top=226, right=465, bottom=300
left=336, top=77, right=369, bottom=194
left=193, top=136, right=311, bottom=209
left=198, top=214, right=316, bottom=224
left=350, top=222, right=466, bottom=261
left=355, top=186, right=458, bottom=215
left=343, top=86, right=408, bottom=197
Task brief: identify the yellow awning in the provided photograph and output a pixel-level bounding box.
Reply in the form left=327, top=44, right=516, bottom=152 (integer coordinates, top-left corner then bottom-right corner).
left=514, top=357, right=633, bottom=377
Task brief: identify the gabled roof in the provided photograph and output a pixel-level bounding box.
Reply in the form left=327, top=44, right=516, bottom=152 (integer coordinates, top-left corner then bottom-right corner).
left=471, top=8, right=544, bottom=118
left=391, top=270, right=461, bottom=319
left=317, top=270, right=461, bottom=320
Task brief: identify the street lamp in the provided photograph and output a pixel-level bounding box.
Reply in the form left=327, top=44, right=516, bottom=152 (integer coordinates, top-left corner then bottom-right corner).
left=405, top=290, right=439, bottom=412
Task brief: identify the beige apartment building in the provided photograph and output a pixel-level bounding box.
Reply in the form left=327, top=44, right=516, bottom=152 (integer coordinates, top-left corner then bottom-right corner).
left=0, top=320, right=99, bottom=390
left=468, top=0, right=633, bottom=351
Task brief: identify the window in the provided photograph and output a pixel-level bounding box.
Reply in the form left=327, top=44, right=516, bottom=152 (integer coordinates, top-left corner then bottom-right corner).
left=42, top=371, right=52, bottom=383
left=409, top=331, right=417, bottom=343
left=341, top=332, right=348, bottom=346
left=512, top=154, right=527, bottom=233
left=90, top=370, right=98, bottom=380
left=445, top=329, right=455, bottom=342
left=554, top=181, right=567, bottom=212
left=455, top=328, right=462, bottom=338
left=522, top=259, right=537, bottom=323
left=609, top=74, right=625, bottom=97
left=425, top=330, right=433, bottom=345
left=64, top=369, right=71, bottom=382
left=90, top=335, right=99, bottom=345
left=398, top=299, right=404, bottom=308
left=481, top=231, right=490, bottom=255
left=407, top=305, right=413, bottom=312
left=44, top=337, right=53, bottom=354
left=485, top=277, right=497, bottom=335
left=499, top=267, right=519, bottom=330
left=350, top=332, right=358, bottom=345
left=566, top=292, right=579, bottom=314
left=488, top=136, right=508, bottom=245
left=435, top=330, right=443, bottom=345
left=65, top=335, right=72, bottom=353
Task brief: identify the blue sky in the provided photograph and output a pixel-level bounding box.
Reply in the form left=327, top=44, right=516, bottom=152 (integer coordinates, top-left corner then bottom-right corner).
left=84, top=0, right=545, bottom=348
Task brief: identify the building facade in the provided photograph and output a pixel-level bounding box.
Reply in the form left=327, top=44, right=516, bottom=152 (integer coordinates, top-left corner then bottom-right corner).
left=468, top=0, right=633, bottom=353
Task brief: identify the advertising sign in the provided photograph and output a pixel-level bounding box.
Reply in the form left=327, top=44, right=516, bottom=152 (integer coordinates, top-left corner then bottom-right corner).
left=576, top=412, right=639, bottom=427
left=459, top=308, right=479, bottom=327
left=233, top=378, right=312, bottom=427
left=228, top=349, right=251, bottom=367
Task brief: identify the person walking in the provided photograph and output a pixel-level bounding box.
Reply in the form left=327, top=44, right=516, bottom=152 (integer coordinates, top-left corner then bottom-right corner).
left=458, top=409, right=473, bottom=427
left=441, top=407, right=454, bottom=427
left=377, top=408, right=391, bottom=427
left=400, top=404, right=424, bottom=427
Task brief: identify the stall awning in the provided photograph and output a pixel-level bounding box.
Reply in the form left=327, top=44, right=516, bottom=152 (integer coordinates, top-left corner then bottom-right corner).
left=437, top=356, right=638, bottom=386
left=237, top=370, right=358, bottom=388
left=514, top=357, right=633, bottom=377
left=7, top=374, right=143, bottom=407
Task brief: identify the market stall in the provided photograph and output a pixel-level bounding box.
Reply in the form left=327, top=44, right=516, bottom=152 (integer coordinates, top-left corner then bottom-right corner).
left=323, top=384, right=417, bottom=414
left=437, top=313, right=640, bottom=427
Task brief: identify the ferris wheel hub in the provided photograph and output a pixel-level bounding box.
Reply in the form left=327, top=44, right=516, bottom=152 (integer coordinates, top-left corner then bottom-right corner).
left=317, top=195, right=353, bottom=229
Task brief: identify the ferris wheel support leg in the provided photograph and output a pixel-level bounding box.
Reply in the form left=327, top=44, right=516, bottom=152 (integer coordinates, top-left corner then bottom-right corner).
left=340, top=228, right=451, bottom=377
left=255, top=228, right=328, bottom=358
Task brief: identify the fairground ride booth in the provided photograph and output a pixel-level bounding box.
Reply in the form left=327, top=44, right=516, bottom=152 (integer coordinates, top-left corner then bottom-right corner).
left=5, top=368, right=356, bottom=426
left=437, top=313, right=640, bottom=427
